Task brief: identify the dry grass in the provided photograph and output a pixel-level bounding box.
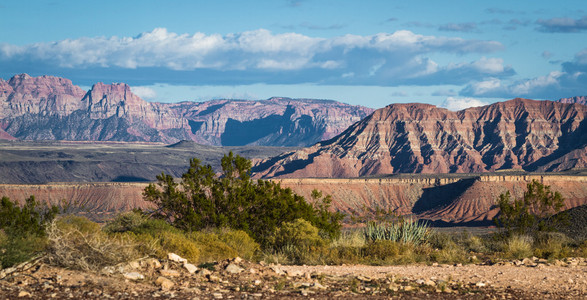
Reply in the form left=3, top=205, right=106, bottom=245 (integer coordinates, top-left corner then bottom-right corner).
left=45, top=217, right=140, bottom=271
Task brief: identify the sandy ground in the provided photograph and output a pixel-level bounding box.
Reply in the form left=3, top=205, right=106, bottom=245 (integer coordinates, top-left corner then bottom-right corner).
left=0, top=256, right=585, bottom=299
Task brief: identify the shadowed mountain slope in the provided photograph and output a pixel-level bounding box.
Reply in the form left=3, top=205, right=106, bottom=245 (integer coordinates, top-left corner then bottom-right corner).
left=253, top=99, right=587, bottom=178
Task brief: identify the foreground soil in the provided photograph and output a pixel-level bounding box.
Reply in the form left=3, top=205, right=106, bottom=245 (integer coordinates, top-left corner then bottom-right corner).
left=1, top=256, right=585, bottom=299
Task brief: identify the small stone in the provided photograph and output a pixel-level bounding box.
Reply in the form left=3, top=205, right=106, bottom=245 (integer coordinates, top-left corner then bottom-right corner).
left=207, top=275, right=221, bottom=283
left=184, top=263, right=198, bottom=274
left=249, top=268, right=257, bottom=274
left=127, top=260, right=141, bottom=269
left=476, top=282, right=486, bottom=287
left=424, top=279, right=436, bottom=286
left=312, top=282, right=327, bottom=290
left=416, top=279, right=425, bottom=285
left=402, top=285, right=414, bottom=292
left=212, top=292, right=223, bottom=299
left=225, top=263, right=244, bottom=274
left=356, top=275, right=372, bottom=282
left=143, top=258, right=162, bottom=269
left=198, top=269, right=212, bottom=276
left=123, top=272, right=144, bottom=280
left=155, top=277, right=175, bottom=290
left=270, top=266, right=284, bottom=275
left=168, top=253, right=187, bottom=263
left=233, top=257, right=243, bottom=264
left=18, top=291, right=31, bottom=297
left=254, top=279, right=262, bottom=285
left=252, top=293, right=263, bottom=297
left=160, top=269, right=181, bottom=277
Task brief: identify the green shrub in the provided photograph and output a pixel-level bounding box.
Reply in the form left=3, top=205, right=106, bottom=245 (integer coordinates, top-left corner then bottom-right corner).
left=159, top=232, right=201, bottom=263
left=217, top=228, right=260, bottom=260
left=188, top=231, right=237, bottom=262
left=0, top=196, right=59, bottom=237
left=143, top=153, right=343, bottom=247
left=103, top=211, right=149, bottom=233
left=270, top=218, right=326, bottom=249
left=0, top=196, right=59, bottom=268
left=533, top=232, right=571, bottom=259
left=0, top=234, right=47, bottom=269
left=430, top=241, right=468, bottom=264
left=495, top=180, right=566, bottom=236
left=56, top=215, right=101, bottom=233
left=330, top=230, right=366, bottom=248
left=503, top=235, right=533, bottom=259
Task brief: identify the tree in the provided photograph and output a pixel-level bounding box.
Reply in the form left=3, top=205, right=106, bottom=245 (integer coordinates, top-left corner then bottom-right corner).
left=143, top=152, right=343, bottom=246
left=494, top=180, right=566, bottom=236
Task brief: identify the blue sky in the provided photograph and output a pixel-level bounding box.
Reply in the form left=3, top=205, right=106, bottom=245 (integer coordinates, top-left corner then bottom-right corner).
left=1, top=0, right=586, bottom=109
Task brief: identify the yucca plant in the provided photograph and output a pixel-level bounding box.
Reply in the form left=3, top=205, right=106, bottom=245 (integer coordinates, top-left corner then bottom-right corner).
left=363, top=217, right=430, bottom=245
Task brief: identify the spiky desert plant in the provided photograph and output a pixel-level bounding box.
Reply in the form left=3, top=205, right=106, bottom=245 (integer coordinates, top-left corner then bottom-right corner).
left=363, top=217, right=430, bottom=245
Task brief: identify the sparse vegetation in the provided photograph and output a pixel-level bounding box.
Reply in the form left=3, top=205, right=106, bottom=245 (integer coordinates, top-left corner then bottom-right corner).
left=494, top=180, right=566, bottom=236
left=0, top=196, right=59, bottom=268
left=143, top=152, right=343, bottom=247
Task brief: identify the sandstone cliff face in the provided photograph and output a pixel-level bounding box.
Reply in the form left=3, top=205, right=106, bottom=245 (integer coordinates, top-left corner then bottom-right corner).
left=173, top=97, right=372, bottom=146
left=0, top=74, right=86, bottom=118
left=253, top=99, right=587, bottom=177
left=0, top=74, right=372, bottom=146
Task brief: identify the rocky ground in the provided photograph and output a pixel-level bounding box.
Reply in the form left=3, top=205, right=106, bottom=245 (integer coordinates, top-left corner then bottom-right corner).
left=0, top=254, right=585, bottom=299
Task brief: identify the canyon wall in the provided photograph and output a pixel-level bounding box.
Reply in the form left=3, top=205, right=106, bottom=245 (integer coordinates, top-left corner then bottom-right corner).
left=1, top=175, right=584, bottom=224
left=253, top=99, right=587, bottom=177
left=0, top=74, right=372, bottom=146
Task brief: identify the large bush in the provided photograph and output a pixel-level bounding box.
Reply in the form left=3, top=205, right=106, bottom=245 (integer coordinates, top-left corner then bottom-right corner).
left=144, top=152, right=343, bottom=247
left=0, top=196, right=59, bottom=268
left=494, top=180, right=566, bottom=236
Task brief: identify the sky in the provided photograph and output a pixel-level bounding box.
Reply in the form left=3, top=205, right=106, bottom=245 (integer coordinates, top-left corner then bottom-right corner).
left=1, top=0, right=586, bottom=109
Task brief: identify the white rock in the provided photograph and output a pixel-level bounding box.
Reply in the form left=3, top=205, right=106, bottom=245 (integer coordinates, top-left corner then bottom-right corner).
left=184, top=263, right=198, bottom=274
left=225, top=263, right=244, bottom=274
left=123, top=272, right=144, bottom=280
left=168, top=253, right=187, bottom=263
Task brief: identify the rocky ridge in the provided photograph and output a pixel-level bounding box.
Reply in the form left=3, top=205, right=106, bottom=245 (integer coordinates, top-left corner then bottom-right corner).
left=0, top=74, right=373, bottom=146
left=557, top=96, right=587, bottom=105
left=253, top=99, right=587, bottom=177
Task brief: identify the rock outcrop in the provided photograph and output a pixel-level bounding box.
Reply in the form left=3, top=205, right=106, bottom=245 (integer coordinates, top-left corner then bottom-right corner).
left=557, top=96, right=586, bottom=105
left=253, top=99, right=587, bottom=177
left=0, top=74, right=372, bottom=146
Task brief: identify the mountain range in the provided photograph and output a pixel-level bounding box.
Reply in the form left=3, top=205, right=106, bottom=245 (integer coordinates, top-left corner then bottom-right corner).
left=252, top=98, right=586, bottom=177
left=0, top=74, right=373, bottom=146
left=1, top=74, right=586, bottom=177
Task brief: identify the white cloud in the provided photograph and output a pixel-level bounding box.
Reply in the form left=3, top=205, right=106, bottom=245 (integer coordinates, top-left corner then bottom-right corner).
left=131, top=86, right=157, bottom=100
left=0, top=28, right=503, bottom=73
left=509, top=71, right=562, bottom=95
left=441, top=97, right=489, bottom=111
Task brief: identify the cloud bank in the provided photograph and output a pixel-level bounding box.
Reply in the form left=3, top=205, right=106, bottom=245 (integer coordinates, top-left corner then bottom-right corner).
left=536, top=16, right=587, bottom=33
left=461, top=48, right=587, bottom=99
left=441, top=97, right=489, bottom=111
left=0, top=28, right=506, bottom=86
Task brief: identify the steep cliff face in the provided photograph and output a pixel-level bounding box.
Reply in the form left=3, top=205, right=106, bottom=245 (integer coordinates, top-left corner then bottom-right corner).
left=173, top=98, right=372, bottom=146
left=0, top=74, right=372, bottom=146
left=0, top=74, right=86, bottom=118
left=253, top=99, right=587, bottom=177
